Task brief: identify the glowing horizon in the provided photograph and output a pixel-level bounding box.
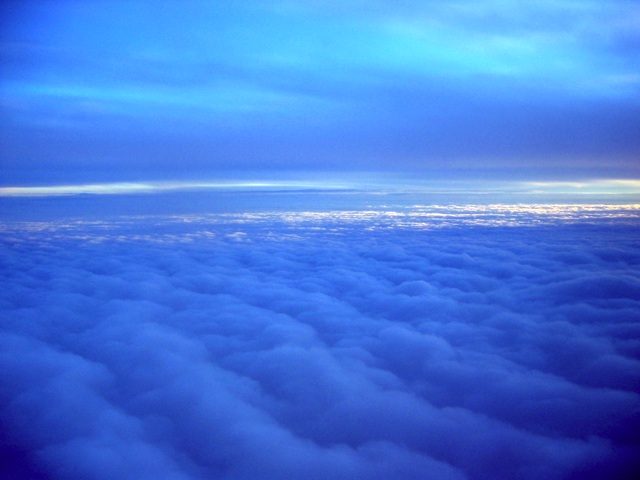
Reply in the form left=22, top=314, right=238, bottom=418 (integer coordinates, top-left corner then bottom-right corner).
left=1, top=177, right=638, bottom=198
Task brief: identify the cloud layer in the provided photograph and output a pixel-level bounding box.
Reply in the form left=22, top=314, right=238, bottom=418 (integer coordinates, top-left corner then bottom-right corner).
left=1, top=208, right=639, bottom=479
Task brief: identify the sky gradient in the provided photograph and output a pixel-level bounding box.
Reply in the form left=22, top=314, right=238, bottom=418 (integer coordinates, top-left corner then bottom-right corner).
left=2, top=4, right=640, bottom=477
left=1, top=0, right=639, bottom=186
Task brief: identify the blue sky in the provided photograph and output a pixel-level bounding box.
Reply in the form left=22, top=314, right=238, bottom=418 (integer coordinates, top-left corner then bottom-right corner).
left=1, top=0, right=639, bottom=186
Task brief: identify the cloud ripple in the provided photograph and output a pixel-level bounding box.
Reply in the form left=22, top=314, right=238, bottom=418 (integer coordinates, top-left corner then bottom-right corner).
left=1, top=209, right=639, bottom=479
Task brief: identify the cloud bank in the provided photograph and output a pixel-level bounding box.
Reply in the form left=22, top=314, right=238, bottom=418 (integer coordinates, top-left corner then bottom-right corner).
left=1, top=208, right=639, bottom=479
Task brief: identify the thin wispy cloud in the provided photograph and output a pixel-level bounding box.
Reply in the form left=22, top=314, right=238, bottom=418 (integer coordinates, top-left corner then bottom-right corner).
left=1, top=178, right=638, bottom=199
left=0, top=180, right=353, bottom=197
left=1, top=0, right=638, bottom=184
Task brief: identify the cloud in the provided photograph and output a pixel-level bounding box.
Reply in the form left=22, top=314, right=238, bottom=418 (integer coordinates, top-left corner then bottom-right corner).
left=1, top=208, right=639, bottom=479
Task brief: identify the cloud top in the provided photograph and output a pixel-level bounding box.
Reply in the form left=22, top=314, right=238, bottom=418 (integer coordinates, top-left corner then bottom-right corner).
left=1, top=205, right=639, bottom=478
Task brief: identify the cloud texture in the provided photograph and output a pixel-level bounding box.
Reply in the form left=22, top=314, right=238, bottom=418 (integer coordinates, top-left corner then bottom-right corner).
left=1, top=207, right=639, bottom=479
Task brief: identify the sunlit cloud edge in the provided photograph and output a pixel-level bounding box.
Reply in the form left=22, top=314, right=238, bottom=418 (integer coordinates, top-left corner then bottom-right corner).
left=0, top=178, right=639, bottom=198
left=0, top=180, right=354, bottom=197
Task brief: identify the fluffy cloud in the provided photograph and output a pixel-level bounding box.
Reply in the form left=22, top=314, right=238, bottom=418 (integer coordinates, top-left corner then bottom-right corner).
left=1, top=207, right=639, bottom=479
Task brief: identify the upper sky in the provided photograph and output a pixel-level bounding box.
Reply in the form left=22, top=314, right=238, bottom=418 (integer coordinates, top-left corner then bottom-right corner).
left=1, top=0, right=639, bottom=185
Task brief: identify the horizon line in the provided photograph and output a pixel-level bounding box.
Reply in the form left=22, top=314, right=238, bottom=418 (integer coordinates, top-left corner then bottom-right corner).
left=0, top=178, right=639, bottom=198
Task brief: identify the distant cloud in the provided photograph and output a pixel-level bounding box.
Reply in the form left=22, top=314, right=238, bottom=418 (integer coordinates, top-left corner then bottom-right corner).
left=0, top=180, right=352, bottom=197
left=2, top=178, right=639, bottom=199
